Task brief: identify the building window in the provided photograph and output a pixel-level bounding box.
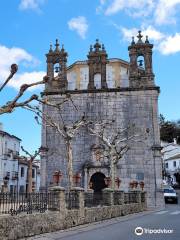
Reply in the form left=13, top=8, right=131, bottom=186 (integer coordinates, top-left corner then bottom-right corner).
left=10, top=185, right=14, bottom=193
left=32, top=169, right=35, bottom=178
left=173, top=161, right=176, bottom=167
left=21, top=167, right=24, bottom=177
left=94, top=73, right=101, bottom=89
left=165, top=162, right=168, bottom=169
left=19, top=185, right=24, bottom=193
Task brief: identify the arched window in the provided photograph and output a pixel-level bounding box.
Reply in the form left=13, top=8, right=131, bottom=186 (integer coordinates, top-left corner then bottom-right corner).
left=54, top=63, right=60, bottom=77
left=137, top=55, right=145, bottom=70
left=94, top=73, right=101, bottom=89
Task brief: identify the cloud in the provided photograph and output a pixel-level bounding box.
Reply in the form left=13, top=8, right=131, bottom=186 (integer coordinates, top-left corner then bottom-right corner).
left=121, top=26, right=165, bottom=42
left=154, top=0, right=180, bottom=25
left=19, top=0, right=46, bottom=11
left=97, top=0, right=154, bottom=17
left=159, top=33, right=180, bottom=55
left=0, top=44, right=45, bottom=91
left=97, top=0, right=180, bottom=26
left=120, top=26, right=180, bottom=55
left=10, top=71, right=45, bottom=90
left=68, top=16, right=88, bottom=39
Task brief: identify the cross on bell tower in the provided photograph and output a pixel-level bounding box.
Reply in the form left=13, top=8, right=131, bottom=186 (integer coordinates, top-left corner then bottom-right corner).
left=87, top=39, right=108, bottom=89
left=128, top=31, right=155, bottom=88
left=45, top=39, right=68, bottom=92
left=137, top=30, right=143, bottom=43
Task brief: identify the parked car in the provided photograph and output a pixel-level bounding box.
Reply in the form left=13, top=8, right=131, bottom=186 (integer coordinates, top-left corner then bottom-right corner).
left=164, top=188, right=178, bottom=204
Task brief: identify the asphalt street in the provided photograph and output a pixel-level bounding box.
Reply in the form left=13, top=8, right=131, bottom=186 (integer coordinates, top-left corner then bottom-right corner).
left=24, top=198, right=180, bottom=240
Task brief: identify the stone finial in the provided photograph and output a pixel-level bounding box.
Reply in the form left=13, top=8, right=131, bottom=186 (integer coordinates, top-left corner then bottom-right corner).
left=94, top=39, right=101, bottom=51
left=90, top=44, right=93, bottom=52
left=137, top=30, right=143, bottom=43
left=145, top=35, right=149, bottom=44
left=102, top=44, right=105, bottom=51
left=49, top=43, right=53, bottom=53
left=131, top=36, right=135, bottom=45
left=61, top=44, right=65, bottom=52
left=55, top=39, right=60, bottom=52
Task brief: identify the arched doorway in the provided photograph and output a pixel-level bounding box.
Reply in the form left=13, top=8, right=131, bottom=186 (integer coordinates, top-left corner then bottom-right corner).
left=90, top=172, right=107, bottom=192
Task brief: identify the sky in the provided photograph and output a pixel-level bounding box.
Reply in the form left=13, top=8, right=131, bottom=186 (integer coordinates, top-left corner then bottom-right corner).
left=0, top=0, right=180, bottom=152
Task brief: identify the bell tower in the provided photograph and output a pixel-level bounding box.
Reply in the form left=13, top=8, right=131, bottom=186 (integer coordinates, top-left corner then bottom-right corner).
left=128, top=31, right=155, bottom=88
left=87, top=39, right=108, bottom=89
left=45, top=39, right=68, bottom=92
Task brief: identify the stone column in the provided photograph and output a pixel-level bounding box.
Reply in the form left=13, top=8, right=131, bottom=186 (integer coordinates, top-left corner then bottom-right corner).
left=134, top=190, right=141, bottom=204
left=84, top=168, right=88, bottom=191
left=141, top=191, right=147, bottom=210
left=49, top=186, right=66, bottom=217
left=114, top=190, right=124, bottom=205
left=102, top=188, right=114, bottom=205
left=70, top=187, right=85, bottom=220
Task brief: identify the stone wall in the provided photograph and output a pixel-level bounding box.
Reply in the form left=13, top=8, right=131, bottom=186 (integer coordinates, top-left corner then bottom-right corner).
left=0, top=188, right=147, bottom=240
left=41, top=88, right=164, bottom=209
left=0, top=203, right=145, bottom=240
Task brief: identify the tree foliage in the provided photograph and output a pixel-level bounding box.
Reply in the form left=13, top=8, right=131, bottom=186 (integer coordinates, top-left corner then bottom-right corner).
left=160, top=114, right=180, bottom=144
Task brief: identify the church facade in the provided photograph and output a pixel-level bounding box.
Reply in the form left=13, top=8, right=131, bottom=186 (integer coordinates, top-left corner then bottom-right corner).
left=41, top=32, right=164, bottom=209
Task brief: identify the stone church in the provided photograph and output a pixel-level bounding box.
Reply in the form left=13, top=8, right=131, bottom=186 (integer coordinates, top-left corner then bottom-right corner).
left=41, top=31, right=164, bottom=209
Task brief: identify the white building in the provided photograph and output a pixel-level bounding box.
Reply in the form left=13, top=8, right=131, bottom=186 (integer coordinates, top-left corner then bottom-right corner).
left=18, top=157, right=40, bottom=193
left=0, top=123, right=21, bottom=192
left=162, top=140, right=180, bottom=185
left=0, top=123, right=40, bottom=193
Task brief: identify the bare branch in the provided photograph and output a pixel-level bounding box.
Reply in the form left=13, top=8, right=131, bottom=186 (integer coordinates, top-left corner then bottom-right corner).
left=0, top=64, right=18, bottom=92
left=0, top=76, right=48, bottom=115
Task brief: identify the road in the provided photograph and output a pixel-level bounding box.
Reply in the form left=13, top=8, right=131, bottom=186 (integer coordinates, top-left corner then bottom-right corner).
left=25, top=201, right=180, bottom=240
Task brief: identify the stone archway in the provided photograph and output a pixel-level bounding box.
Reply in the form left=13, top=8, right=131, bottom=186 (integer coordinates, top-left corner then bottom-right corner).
left=90, top=172, right=107, bottom=192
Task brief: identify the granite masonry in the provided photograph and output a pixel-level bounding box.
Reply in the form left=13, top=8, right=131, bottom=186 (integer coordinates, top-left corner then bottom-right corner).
left=0, top=188, right=146, bottom=240
left=41, top=31, right=164, bottom=209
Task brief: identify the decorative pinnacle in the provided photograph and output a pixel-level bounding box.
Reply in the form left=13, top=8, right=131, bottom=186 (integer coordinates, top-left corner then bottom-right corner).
left=90, top=44, right=93, bottom=52
left=49, top=43, right=53, bottom=52
left=102, top=44, right=105, bottom=51
left=94, top=39, right=101, bottom=51
left=137, top=30, right=143, bottom=43
left=55, top=39, right=60, bottom=51
left=145, top=35, right=149, bottom=44
left=131, top=36, right=135, bottom=45
left=61, top=44, right=64, bottom=51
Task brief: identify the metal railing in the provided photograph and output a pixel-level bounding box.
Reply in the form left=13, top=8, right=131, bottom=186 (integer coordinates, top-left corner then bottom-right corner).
left=84, top=192, right=107, bottom=207
left=0, top=192, right=59, bottom=215
left=65, top=191, right=79, bottom=209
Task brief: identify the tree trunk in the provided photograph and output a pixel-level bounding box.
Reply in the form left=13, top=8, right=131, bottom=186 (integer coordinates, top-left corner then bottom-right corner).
left=27, top=159, right=33, bottom=193
left=110, top=148, right=116, bottom=190
left=67, top=140, right=73, bottom=190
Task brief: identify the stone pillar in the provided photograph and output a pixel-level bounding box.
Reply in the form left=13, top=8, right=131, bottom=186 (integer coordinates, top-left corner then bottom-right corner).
left=49, top=186, right=66, bottom=217
left=141, top=191, right=147, bottom=210
left=70, top=187, right=85, bottom=220
left=113, top=190, right=124, bottom=205
left=84, top=168, right=88, bottom=191
left=102, top=188, right=113, bottom=205
left=133, top=190, right=141, bottom=204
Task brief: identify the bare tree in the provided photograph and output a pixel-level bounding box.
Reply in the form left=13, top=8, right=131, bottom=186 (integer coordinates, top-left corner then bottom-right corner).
left=21, top=146, right=48, bottom=193
left=0, top=64, right=47, bottom=115
left=87, top=121, right=138, bottom=190
left=32, top=104, right=86, bottom=190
